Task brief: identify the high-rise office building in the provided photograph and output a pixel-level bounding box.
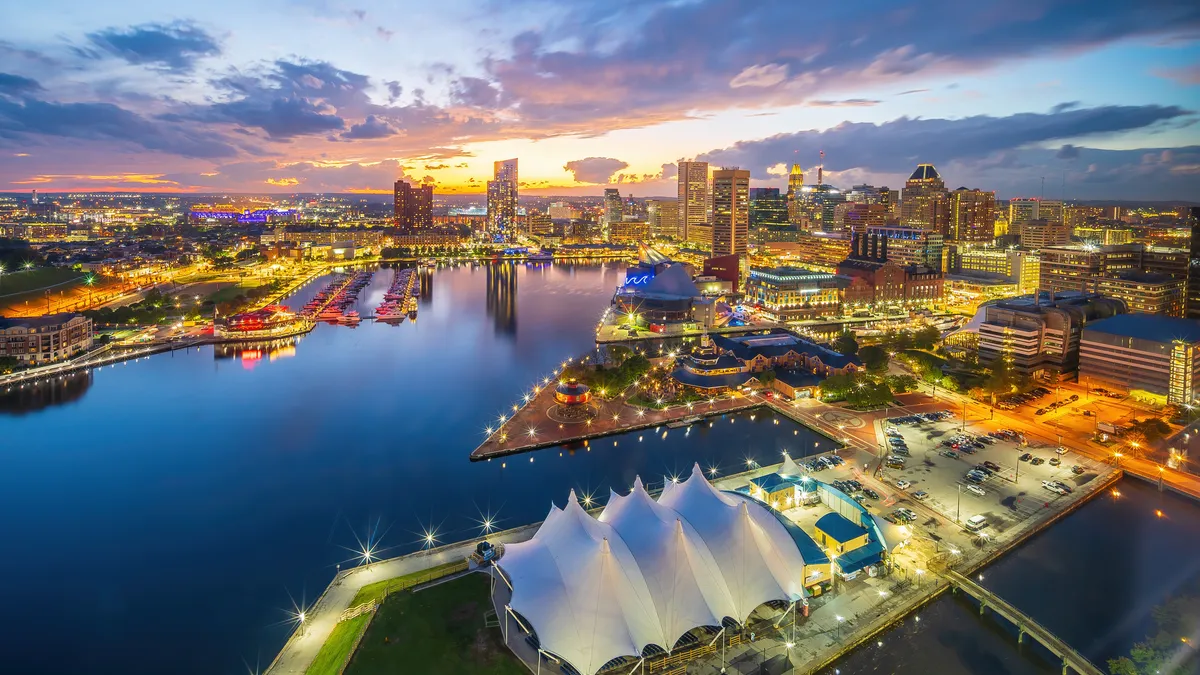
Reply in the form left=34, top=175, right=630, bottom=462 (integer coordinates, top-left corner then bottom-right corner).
left=900, top=163, right=949, bottom=235
left=393, top=179, right=433, bottom=229
left=1188, top=207, right=1200, bottom=319
left=487, top=159, right=518, bottom=236
left=1009, top=198, right=1063, bottom=226
left=711, top=168, right=750, bottom=256
left=749, top=187, right=788, bottom=227
left=948, top=188, right=995, bottom=243
left=677, top=160, right=709, bottom=248
left=647, top=198, right=680, bottom=239
left=603, top=188, right=623, bottom=231
left=786, top=163, right=804, bottom=225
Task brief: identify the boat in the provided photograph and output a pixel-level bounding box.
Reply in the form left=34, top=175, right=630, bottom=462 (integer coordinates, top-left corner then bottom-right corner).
left=666, top=416, right=704, bottom=429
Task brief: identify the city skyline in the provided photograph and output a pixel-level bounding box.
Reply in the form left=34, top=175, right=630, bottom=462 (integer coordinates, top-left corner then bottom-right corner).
left=0, top=1, right=1198, bottom=198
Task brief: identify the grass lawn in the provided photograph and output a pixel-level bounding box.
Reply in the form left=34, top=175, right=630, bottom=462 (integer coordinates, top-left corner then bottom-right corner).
left=206, top=280, right=268, bottom=305
left=349, top=560, right=467, bottom=607
left=0, top=267, right=86, bottom=298
left=344, top=573, right=525, bottom=675
left=304, top=613, right=372, bottom=675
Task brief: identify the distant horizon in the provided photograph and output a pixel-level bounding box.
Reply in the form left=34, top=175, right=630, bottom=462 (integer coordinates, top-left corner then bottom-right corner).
left=1, top=2, right=1197, bottom=199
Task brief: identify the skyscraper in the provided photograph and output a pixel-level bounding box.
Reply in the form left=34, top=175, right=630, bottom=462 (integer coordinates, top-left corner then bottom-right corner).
left=647, top=198, right=680, bottom=239
left=749, top=187, right=788, bottom=227
left=948, top=187, right=996, bottom=243
left=900, top=163, right=949, bottom=235
left=487, top=159, right=518, bottom=237
left=1188, top=207, right=1200, bottom=319
left=786, top=163, right=804, bottom=225
left=393, top=179, right=433, bottom=229
left=1009, top=198, right=1063, bottom=226
left=711, top=167, right=750, bottom=256
left=677, top=160, right=709, bottom=247
left=603, top=188, right=623, bottom=230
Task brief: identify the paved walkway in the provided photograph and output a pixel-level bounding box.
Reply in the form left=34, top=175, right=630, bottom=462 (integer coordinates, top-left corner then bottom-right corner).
left=264, top=522, right=543, bottom=675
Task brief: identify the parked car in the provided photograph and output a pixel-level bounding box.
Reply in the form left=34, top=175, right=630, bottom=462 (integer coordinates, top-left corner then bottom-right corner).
left=1049, top=457, right=1061, bottom=466
left=966, top=484, right=987, bottom=497
left=862, top=488, right=880, bottom=500
left=1053, top=480, right=1074, bottom=494
left=983, top=461, right=1001, bottom=471
left=912, top=490, right=929, bottom=501
left=965, top=514, right=989, bottom=531
left=940, top=450, right=959, bottom=459
left=895, top=479, right=912, bottom=490
left=1019, top=453, right=1033, bottom=462
left=1071, top=464, right=1086, bottom=475
left=1030, top=457, right=1046, bottom=466
left=1055, top=446, right=1067, bottom=455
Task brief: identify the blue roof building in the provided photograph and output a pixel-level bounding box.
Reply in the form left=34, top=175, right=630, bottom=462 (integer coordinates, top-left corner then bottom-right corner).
left=1081, top=314, right=1200, bottom=405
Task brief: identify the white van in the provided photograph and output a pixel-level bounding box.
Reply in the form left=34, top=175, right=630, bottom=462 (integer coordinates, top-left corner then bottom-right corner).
left=965, top=515, right=988, bottom=532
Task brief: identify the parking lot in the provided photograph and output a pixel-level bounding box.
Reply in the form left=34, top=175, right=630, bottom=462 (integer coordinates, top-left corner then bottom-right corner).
left=876, top=411, right=1110, bottom=539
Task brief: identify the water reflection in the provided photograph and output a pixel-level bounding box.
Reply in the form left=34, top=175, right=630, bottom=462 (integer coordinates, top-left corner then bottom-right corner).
left=486, top=261, right=518, bottom=335
left=0, top=370, right=93, bottom=414
left=214, top=338, right=300, bottom=369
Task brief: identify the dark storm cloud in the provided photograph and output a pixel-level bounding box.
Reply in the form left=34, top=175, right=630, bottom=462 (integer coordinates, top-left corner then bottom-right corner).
left=0, top=73, right=42, bottom=95
left=1057, top=144, right=1081, bottom=159
left=342, top=114, right=395, bottom=139
left=479, top=0, right=1200, bottom=130
left=563, top=157, right=629, bottom=183
left=451, top=77, right=500, bottom=108
left=697, top=105, right=1193, bottom=177
left=81, top=21, right=221, bottom=73
left=0, top=97, right=238, bottom=158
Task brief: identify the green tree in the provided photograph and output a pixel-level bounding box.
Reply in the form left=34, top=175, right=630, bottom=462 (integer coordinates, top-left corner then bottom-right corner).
left=858, top=345, right=889, bottom=372
left=847, top=380, right=893, bottom=408
left=884, top=374, right=919, bottom=393
left=912, top=325, right=941, bottom=351
left=756, top=369, right=776, bottom=386
left=832, top=331, right=859, bottom=356
left=981, top=357, right=1023, bottom=402
left=0, top=356, right=18, bottom=374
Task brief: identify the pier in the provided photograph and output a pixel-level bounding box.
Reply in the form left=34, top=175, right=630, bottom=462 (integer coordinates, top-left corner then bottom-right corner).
left=947, top=570, right=1103, bottom=675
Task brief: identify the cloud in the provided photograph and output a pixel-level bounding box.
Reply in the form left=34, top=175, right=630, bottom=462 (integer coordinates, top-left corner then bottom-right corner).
left=0, top=96, right=240, bottom=158
left=563, top=157, right=629, bottom=183
left=165, top=158, right=409, bottom=192
left=697, top=104, right=1193, bottom=178
left=0, top=73, right=42, bottom=95
left=451, top=77, right=501, bottom=108
left=1153, top=63, right=1200, bottom=86
left=729, top=63, right=788, bottom=88
left=199, top=96, right=344, bottom=139
left=376, top=26, right=395, bottom=41
left=1057, top=144, right=1081, bottom=159
left=477, top=0, right=1200, bottom=134
left=1051, top=101, right=1082, bottom=113
left=82, top=21, right=221, bottom=73
left=896, top=88, right=929, bottom=96
left=342, top=114, right=395, bottom=139
left=807, top=99, right=881, bottom=108
left=660, top=163, right=678, bottom=180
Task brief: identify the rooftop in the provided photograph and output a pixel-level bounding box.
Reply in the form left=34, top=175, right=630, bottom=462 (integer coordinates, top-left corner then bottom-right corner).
left=0, top=313, right=86, bottom=330
left=815, top=512, right=868, bottom=544
left=1084, top=314, right=1200, bottom=344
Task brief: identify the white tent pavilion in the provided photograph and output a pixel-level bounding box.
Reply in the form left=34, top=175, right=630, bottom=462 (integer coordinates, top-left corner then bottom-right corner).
left=497, top=464, right=810, bottom=675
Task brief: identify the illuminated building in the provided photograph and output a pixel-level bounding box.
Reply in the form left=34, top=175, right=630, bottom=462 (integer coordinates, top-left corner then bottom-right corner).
left=711, top=168, right=750, bottom=257
left=866, top=224, right=943, bottom=269
left=1038, top=244, right=1188, bottom=307
left=1080, top=314, right=1200, bottom=405
left=976, top=292, right=1125, bottom=379
left=702, top=254, right=741, bottom=293
left=647, top=198, right=680, bottom=240
left=836, top=233, right=943, bottom=310
left=1095, top=273, right=1185, bottom=317
left=487, top=159, right=519, bottom=237
left=763, top=232, right=850, bottom=272
left=677, top=160, right=709, bottom=247
left=1188, top=207, right=1200, bottom=320
left=1065, top=204, right=1105, bottom=230
left=786, top=163, right=804, bottom=225
left=547, top=202, right=580, bottom=220
left=900, top=163, right=949, bottom=235
left=393, top=179, right=433, bottom=229
left=955, top=247, right=1040, bottom=293
left=1074, top=226, right=1132, bottom=245
left=748, top=187, right=788, bottom=227
left=1014, top=219, right=1070, bottom=248
left=0, top=313, right=93, bottom=365
left=839, top=203, right=889, bottom=234
left=1010, top=198, right=1063, bottom=225
left=948, top=188, right=995, bottom=243
left=609, top=220, right=650, bottom=243
left=553, top=379, right=592, bottom=406
left=744, top=267, right=847, bottom=321
left=603, top=188, right=623, bottom=232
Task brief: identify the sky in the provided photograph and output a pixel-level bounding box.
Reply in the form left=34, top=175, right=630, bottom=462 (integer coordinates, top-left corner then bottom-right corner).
left=0, top=0, right=1198, bottom=199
